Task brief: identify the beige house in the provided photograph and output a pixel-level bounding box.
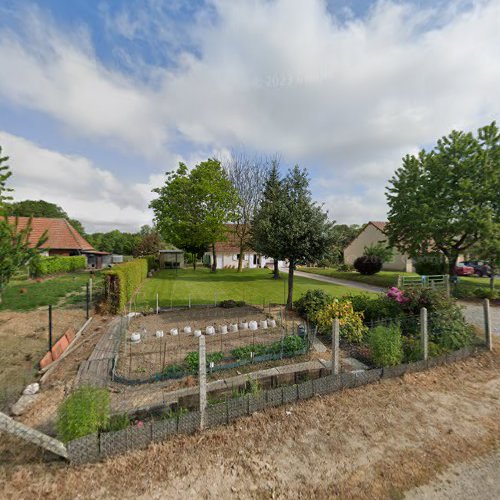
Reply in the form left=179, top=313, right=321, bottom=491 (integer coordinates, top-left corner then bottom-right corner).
left=344, top=221, right=414, bottom=272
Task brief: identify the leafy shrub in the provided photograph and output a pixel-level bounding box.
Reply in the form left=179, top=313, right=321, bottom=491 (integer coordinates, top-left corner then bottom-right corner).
left=184, top=351, right=224, bottom=371
left=473, top=287, right=497, bottom=300
left=314, top=299, right=367, bottom=343
left=363, top=243, right=393, bottom=263
left=57, top=387, right=110, bottom=442
left=294, top=289, right=333, bottom=320
left=368, top=323, right=404, bottom=367
left=354, top=255, right=383, bottom=275
left=414, top=252, right=447, bottom=276
left=346, top=293, right=402, bottom=323
left=429, top=308, right=474, bottom=350
left=282, top=335, right=307, bottom=354
left=103, top=413, right=130, bottom=433
left=30, top=255, right=86, bottom=277
left=402, top=337, right=445, bottom=362
left=104, top=259, right=148, bottom=313
left=161, top=406, right=189, bottom=420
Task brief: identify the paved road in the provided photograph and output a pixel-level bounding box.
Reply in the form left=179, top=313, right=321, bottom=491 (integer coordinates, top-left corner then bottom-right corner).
left=460, top=301, right=500, bottom=336
left=406, top=448, right=500, bottom=499
left=282, top=268, right=385, bottom=294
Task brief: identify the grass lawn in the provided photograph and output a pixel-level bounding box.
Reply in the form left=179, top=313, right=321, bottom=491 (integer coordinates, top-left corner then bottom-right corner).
left=299, top=267, right=499, bottom=295
left=0, top=272, right=101, bottom=311
left=135, top=267, right=371, bottom=309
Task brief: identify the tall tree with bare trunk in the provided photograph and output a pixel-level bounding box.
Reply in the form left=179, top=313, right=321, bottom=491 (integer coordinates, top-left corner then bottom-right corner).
left=223, top=151, right=272, bottom=272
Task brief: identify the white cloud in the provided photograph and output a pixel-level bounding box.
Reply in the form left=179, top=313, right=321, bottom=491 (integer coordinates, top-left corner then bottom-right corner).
left=0, top=0, right=499, bottom=225
left=0, top=131, right=157, bottom=232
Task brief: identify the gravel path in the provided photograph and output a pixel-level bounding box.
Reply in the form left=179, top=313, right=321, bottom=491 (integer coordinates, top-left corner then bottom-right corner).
left=460, top=301, right=500, bottom=336
left=406, top=448, right=500, bottom=499
left=282, top=268, right=385, bottom=293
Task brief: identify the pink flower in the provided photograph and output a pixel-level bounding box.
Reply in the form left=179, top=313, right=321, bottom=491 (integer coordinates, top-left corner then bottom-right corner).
left=136, top=421, right=144, bottom=428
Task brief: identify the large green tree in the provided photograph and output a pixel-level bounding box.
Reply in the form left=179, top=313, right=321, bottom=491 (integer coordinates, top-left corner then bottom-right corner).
left=386, top=122, right=500, bottom=275
left=0, top=147, right=47, bottom=302
left=252, top=160, right=285, bottom=279
left=8, top=199, right=86, bottom=236
left=151, top=159, right=238, bottom=272
left=254, top=165, right=335, bottom=309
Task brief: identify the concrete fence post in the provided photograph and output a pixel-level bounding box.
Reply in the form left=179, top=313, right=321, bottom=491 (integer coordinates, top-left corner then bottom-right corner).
left=332, top=318, right=340, bottom=375
left=484, top=299, right=493, bottom=351
left=445, top=275, right=451, bottom=298
left=199, top=335, right=207, bottom=430
left=420, top=307, right=428, bottom=361
left=397, top=275, right=402, bottom=288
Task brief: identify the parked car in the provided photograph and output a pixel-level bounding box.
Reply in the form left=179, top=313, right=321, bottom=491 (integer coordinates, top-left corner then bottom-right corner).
left=463, top=260, right=493, bottom=278
left=454, top=262, right=475, bottom=276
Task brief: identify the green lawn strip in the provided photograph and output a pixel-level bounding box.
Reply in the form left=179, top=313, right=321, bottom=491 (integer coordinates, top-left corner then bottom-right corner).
left=0, top=272, right=95, bottom=311
left=135, top=268, right=371, bottom=309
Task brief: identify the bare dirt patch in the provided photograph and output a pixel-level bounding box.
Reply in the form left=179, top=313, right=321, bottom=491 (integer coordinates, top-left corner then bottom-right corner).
left=0, top=308, right=87, bottom=410
left=1, top=342, right=499, bottom=499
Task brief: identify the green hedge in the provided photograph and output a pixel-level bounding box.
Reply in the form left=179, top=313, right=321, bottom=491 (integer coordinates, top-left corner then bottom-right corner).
left=30, top=255, right=87, bottom=276
left=105, top=259, right=148, bottom=313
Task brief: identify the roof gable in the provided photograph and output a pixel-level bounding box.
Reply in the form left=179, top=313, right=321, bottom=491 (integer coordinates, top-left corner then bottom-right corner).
left=7, top=217, right=95, bottom=251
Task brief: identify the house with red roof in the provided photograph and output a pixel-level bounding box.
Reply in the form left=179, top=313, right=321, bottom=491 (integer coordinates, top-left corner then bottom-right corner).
left=344, top=221, right=414, bottom=272
left=8, top=216, right=111, bottom=269
left=203, top=224, right=269, bottom=269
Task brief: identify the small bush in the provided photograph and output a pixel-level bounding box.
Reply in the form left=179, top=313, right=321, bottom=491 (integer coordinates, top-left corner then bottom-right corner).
left=57, top=387, right=110, bottom=443
left=103, top=414, right=130, bottom=433
left=368, top=323, right=404, bottom=367
left=30, top=255, right=86, bottom=277
left=402, top=338, right=445, bottom=362
left=344, top=293, right=402, bottom=323
left=472, top=287, right=497, bottom=300
left=336, top=263, right=354, bottom=272
left=314, top=299, right=367, bottom=343
left=429, top=308, right=474, bottom=350
left=294, top=289, right=333, bottom=321
left=354, top=255, right=383, bottom=275
left=415, top=252, right=447, bottom=276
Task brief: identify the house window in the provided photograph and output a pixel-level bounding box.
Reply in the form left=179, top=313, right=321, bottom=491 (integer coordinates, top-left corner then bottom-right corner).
left=233, top=254, right=238, bottom=261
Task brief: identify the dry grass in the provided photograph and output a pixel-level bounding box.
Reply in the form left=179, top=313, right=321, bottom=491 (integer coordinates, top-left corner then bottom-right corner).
left=0, top=342, right=499, bottom=499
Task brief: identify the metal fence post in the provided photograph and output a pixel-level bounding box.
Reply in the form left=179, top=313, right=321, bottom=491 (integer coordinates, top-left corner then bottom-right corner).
left=86, top=282, right=90, bottom=320
left=156, top=293, right=159, bottom=314
left=484, top=299, right=493, bottom=351
left=48, top=305, right=53, bottom=352
left=89, top=278, right=93, bottom=304
left=420, top=307, right=428, bottom=361
left=199, top=335, right=207, bottom=430
left=332, top=318, right=340, bottom=375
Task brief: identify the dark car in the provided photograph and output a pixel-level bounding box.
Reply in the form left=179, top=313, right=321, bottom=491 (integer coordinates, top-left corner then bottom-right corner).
left=463, top=261, right=493, bottom=277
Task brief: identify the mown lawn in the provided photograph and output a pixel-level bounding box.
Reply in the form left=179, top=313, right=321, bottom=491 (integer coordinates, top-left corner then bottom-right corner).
left=299, top=267, right=499, bottom=295
left=135, top=267, right=370, bottom=309
left=0, top=272, right=100, bottom=311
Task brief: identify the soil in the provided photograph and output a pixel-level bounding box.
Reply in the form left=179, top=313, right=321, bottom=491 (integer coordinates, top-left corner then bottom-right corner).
left=116, top=306, right=306, bottom=381
left=1, top=341, right=499, bottom=499
left=0, top=308, right=88, bottom=411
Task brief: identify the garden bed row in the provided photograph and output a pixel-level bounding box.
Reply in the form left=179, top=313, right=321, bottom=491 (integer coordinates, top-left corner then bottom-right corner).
left=67, top=344, right=485, bottom=465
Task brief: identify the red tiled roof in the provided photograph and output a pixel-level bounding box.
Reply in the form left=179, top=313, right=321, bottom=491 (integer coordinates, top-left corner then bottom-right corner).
left=369, top=221, right=387, bottom=233
left=213, top=224, right=253, bottom=254
left=7, top=217, right=95, bottom=251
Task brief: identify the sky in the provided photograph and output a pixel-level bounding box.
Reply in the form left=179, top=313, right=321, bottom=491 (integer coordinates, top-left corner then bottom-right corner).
left=0, top=0, right=498, bottom=233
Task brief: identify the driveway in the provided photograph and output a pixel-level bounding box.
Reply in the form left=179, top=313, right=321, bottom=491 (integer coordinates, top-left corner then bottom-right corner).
left=281, top=268, right=385, bottom=294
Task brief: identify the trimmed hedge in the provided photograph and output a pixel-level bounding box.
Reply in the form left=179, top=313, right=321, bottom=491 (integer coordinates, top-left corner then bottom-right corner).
left=30, top=255, right=87, bottom=276
left=104, top=259, right=148, bottom=313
